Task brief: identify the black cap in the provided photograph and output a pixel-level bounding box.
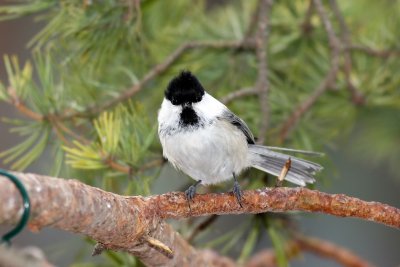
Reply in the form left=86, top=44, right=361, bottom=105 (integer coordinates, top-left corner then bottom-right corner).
left=165, top=71, right=205, bottom=105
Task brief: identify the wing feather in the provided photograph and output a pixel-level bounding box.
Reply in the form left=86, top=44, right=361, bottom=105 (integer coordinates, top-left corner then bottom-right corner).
left=219, top=110, right=255, bottom=144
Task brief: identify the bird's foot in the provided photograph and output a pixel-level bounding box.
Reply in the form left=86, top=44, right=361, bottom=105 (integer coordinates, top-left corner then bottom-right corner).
left=185, top=180, right=201, bottom=210
left=233, top=181, right=243, bottom=208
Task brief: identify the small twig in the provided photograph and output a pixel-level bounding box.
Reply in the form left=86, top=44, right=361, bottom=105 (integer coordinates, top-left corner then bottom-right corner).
left=187, top=215, right=219, bottom=243
left=330, top=0, right=365, bottom=105
left=220, top=87, right=258, bottom=105
left=255, top=0, right=273, bottom=144
left=276, top=158, right=291, bottom=187
left=279, top=0, right=340, bottom=142
left=7, top=88, right=43, bottom=121
left=103, top=156, right=130, bottom=174
left=51, top=118, right=90, bottom=144
left=143, top=236, right=174, bottom=259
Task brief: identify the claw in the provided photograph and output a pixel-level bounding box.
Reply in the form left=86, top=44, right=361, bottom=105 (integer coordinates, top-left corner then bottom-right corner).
left=184, top=180, right=201, bottom=211
left=233, top=180, right=243, bottom=208
left=185, top=185, right=197, bottom=202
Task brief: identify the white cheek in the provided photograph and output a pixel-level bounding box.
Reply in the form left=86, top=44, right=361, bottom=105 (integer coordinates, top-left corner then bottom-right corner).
left=158, top=99, right=181, bottom=127
left=193, top=93, right=226, bottom=120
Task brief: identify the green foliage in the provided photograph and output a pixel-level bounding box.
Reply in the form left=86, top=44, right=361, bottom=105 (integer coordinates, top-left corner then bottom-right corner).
left=0, top=0, right=54, bottom=21
left=64, top=102, right=156, bottom=171
left=238, top=225, right=260, bottom=264
left=0, top=121, right=51, bottom=170
left=0, top=0, right=399, bottom=265
left=268, top=225, right=289, bottom=267
left=3, top=55, right=33, bottom=101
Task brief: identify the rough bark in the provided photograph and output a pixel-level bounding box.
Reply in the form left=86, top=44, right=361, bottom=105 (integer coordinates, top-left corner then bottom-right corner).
left=1, top=171, right=399, bottom=266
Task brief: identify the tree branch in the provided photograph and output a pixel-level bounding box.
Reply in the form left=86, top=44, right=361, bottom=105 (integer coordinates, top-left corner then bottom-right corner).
left=255, top=0, right=272, bottom=144
left=279, top=0, right=340, bottom=142
left=1, top=171, right=398, bottom=266
left=329, top=0, right=365, bottom=105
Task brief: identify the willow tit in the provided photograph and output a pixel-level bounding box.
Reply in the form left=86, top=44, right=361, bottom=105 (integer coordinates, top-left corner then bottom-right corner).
left=158, top=71, right=323, bottom=206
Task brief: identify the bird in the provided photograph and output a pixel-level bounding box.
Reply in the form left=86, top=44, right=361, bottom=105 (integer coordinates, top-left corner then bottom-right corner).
left=158, top=71, right=323, bottom=206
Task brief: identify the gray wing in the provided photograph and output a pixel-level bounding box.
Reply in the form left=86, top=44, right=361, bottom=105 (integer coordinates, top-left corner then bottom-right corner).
left=220, top=110, right=255, bottom=144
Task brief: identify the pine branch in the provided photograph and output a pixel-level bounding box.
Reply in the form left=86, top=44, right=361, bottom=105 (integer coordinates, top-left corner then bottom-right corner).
left=255, top=0, right=272, bottom=144
left=59, top=39, right=256, bottom=120
left=1, top=171, right=398, bottom=266
left=329, top=0, right=365, bottom=105
left=279, top=0, right=341, bottom=141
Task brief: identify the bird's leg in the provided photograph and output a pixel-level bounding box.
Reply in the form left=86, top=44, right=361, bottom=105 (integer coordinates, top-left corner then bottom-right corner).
left=275, top=157, right=291, bottom=187
left=185, top=180, right=202, bottom=208
left=232, top=173, right=243, bottom=207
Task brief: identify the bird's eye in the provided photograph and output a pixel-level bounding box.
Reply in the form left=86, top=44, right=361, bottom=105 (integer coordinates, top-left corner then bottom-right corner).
left=171, top=97, right=179, bottom=105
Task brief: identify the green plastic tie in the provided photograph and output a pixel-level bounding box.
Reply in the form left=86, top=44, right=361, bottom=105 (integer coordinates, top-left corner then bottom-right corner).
left=0, top=169, right=31, bottom=246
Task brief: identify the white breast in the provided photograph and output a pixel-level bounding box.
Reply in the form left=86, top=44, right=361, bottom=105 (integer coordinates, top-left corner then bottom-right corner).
left=160, top=120, right=249, bottom=184
left=158, top=94, right=250, bottom=185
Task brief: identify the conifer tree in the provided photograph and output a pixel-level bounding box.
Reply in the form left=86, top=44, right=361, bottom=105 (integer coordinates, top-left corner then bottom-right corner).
left=0, top=1, right=399, bottom=266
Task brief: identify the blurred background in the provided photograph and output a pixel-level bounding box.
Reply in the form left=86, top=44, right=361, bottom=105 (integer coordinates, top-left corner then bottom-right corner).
left=0, top=1, right=399, bottom=266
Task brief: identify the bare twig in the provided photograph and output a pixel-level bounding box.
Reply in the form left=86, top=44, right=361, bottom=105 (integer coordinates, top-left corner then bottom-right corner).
left=220, top=87, right=258, bottom=105
left=255, top=0, right=272, bottom=144
left=330, top=0, right=365, bottom=105
left=246, top=235, right=373, bottom=267
left=279, top=0, right=340, bottom=142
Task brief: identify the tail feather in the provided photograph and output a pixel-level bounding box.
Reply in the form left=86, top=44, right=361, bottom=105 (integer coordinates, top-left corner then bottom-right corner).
left=248, top=145, right=323, bottom=186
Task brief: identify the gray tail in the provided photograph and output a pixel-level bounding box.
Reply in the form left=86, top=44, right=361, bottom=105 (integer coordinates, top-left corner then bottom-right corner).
left=248, top=145, right=323, bottom=186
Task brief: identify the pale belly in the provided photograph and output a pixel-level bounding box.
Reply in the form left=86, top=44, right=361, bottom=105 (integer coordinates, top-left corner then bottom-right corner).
left=160, top=122, right=249, bottom=185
